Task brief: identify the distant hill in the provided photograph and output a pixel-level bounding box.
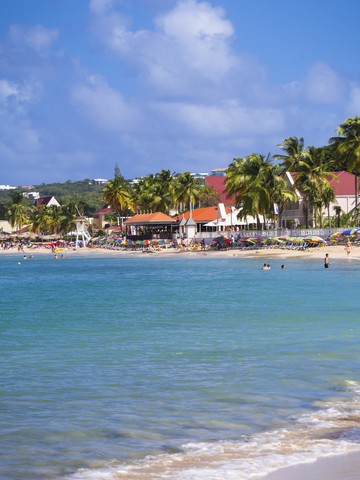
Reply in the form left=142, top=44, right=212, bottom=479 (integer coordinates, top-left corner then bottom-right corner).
left=0, top=179, right=105, bottom=218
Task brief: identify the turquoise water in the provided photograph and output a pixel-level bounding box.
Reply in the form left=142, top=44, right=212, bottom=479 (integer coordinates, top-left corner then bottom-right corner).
left=1, top=252, right=360, bottom=479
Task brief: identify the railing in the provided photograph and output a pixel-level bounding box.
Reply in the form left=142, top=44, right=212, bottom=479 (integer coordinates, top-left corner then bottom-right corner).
left=193, top=227, right=348, bottom=240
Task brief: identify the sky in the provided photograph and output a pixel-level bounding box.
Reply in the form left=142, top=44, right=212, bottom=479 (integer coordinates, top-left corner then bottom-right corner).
left=1, top=0, right=360, bottom=185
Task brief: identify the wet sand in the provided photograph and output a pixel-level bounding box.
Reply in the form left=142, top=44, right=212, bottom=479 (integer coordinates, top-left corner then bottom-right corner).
left=263, top=451, right=360, bottom=480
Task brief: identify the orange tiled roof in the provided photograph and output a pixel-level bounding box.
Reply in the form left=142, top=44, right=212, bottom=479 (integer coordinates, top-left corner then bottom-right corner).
left=177, top=206, right=230, bottom=223
left=125, top=212, right=175, bottom=224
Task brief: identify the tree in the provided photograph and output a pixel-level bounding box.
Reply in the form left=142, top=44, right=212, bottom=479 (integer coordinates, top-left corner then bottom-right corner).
left=276, top=138, right=336, bottom=227
left=266, top=164, right=296, bottom=228
left=59, top=203, right=77, bottom=234
left=273, top=137, right=307, bottom=171
left=225, top=154, right=277, bottom=228
left=294, top=147, right=336, bottom=227
left=29, top=205, right=50, bottom=235
left=333, top=205, right=342, bottom=228
left=103, top=176, right=133, bottom=226
left=174, top=172, right=202, bottom=213
left=329, top=116, right=360, bottom=223
left=6, top=190, right=30, bottom=231
left=198, top=184, right=221, bottom=207
left=7, top=203, right=29, bottom=231
left=114, top=162, right=123, bottom=179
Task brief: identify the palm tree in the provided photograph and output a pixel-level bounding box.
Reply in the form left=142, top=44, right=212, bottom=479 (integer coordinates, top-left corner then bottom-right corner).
left=174, top=172, right=202, bottom=213
left=225, top=153, right=277, bottom=228
left=333, top=205, right=342, bottom=228
left=6, top=189, right=31, bottom=231
left=103, top=176, right=133, bottom=227
left=273, top=137, right=307, bottom=171
left=59, top=203, right=77, bottom=235
left=294, top=146, right=336, bottom=227
left=7, top=203, right=29, bottom=231
left=46, top=205, right=63, bottom=234
left=29, top=205, right=50, bottom=235
left=266, top=164, right=297, bottom=228
left=198, top=184, right=221, bottom=207
left=329, top=116, right=360, bottom=223
left=155, top=169, right=176, bottom=213
left=132, top=174, right=159, bottom=213
left=322, top=184, right=336, bottom=228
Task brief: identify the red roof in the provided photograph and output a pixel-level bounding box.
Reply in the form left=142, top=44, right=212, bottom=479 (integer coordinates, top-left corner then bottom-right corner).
left=177, top=206, right=230, bottom=223
left=95, top=206, right=112, bottom=215
left=328, top=171, right=360, bottom=195
left=125, top=212, right=175, bottom=224
left=289, top=171, right=360, bottom=196
left=35, top=196, right=56, bottom=207
left=205, top=176, right=235, bottom=204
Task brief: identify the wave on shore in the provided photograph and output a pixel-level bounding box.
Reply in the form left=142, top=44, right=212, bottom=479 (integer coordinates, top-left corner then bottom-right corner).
left=66, top=380, right=360, bottom=480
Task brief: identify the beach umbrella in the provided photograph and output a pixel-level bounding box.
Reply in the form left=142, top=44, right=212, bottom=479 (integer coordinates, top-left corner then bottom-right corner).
left=289, top=236, right=304, bottom=243
left=341, top=228, right=360, bottom=236
left=244, top=238, right=256, bottom=245
left=278, top=235, right=292, bottom=241
left=261, top=237, right=275, bottom=245
left=304, top=235, right=326, bottom=243
left=272, top=237, right=286, bottom=244
left=328, top=232, right=342, bottom=242
left=213, top=236, right=225, bottom=245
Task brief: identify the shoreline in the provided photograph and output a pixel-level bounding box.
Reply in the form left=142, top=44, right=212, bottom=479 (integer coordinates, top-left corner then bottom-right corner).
left=263, top=451, right=360, bottom=480
left=1, top=244, right=359, bottom=261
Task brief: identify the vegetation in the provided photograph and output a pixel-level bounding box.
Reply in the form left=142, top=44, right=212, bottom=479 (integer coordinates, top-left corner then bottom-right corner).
left=2, top=116, right=360, bottom=233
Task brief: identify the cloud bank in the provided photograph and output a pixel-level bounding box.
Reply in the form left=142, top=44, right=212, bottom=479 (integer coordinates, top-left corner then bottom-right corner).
left=0, top=0, right=359, bottom=184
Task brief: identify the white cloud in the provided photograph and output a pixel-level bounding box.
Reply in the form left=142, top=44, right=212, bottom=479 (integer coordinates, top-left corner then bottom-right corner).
left=154, top=0, right=235, bottom=80
left=0, top=79, right=38, bottom=115
left=90, top=0, right=241, bottom=95
left=304, top=62, right=346, bottom=104
left=153, top=100, right=285, bottom=137
left=71, top=75, right=141, bottom=131
left=89, top=0, right=122, bottom=15
left=8, top=24, right=59, bottom=53
left=346, top=84, right=360, bottom=116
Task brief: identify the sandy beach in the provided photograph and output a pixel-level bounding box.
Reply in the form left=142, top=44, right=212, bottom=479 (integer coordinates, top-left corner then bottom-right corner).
left=263, top=451, right=360, bottom=480
left=2, top=243, right=359, bottom=262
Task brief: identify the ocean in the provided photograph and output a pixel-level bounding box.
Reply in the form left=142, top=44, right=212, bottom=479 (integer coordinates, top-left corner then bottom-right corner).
left=1, top=252, right=360, bottom=479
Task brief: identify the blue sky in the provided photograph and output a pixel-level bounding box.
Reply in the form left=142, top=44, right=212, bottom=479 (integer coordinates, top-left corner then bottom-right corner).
left=1, top=0, right=360, bottom=185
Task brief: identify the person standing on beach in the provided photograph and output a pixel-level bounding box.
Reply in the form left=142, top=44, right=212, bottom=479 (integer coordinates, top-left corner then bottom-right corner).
left=324, top=253, right=330, bottom=269
left=345, top=239, right=351, bottom=256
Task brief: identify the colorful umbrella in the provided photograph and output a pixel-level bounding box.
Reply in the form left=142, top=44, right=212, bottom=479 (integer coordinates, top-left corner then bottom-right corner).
left=304, top=235, right=326, bottom=243
left=341, top=228, right=360, bottom=236
left=289, top=237, right=304, bottom=243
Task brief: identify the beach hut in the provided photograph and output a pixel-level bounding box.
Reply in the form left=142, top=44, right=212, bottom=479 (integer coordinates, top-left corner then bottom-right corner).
left=185, top=216, right=197, bottom=239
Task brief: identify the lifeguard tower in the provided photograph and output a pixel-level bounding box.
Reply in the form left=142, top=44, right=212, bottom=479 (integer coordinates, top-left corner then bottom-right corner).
left=75, top=216, right=91, bottom=249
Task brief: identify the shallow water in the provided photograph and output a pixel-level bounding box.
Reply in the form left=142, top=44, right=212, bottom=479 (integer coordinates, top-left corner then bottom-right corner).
left=1, top=253, right=360, bottom=479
